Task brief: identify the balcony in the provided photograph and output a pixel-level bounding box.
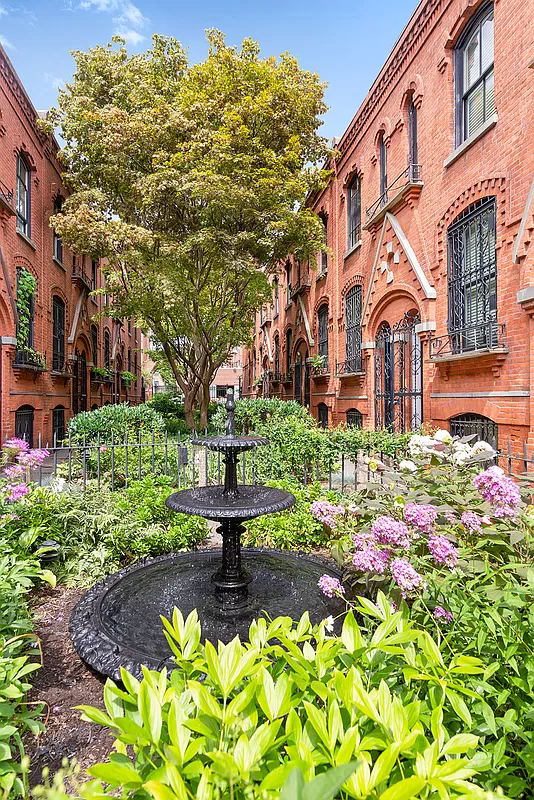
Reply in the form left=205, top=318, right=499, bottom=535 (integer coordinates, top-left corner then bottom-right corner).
left=91, top=367, right=113, bottom=384
left=365, top=164, right=423, bottom=229
left=13, top=347, right=46, bottom=372
left=271, top=372, right=282, bottom=383
left=259, top=308, right=272, bottom=327
left=71, top=260, right=92, bottom=290
left=336, top=356, right=364, bottom=377
left=429, top=322, right=507, bottom=361
left=311, top=358, right=330, bottom=380
left=51, top=356, right=73, bottom=377
left=290, top=274, right=312, bottom=300
left=281, top=371, right=293, bottom=384
left=0, top=180, right=15, bottom=217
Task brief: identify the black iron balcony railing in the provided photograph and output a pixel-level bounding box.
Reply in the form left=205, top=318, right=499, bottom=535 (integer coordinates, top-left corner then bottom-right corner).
left=281, top=371, right=293, bottom=383
left=365, top=163, right=423, bottom=223
left=0, top=180, right=15, bottom=216
left=71, top=260, right=92, bottom=289
left=336, top=356, right=364, bottom=376
left=51, top=355, right=73, bottom=375
left=13, top=347, right=46, bottom=370
left=271, top=372, right=282, bottom=383
left=429, top=322, right=506, bottom=359
left=290, top=274, right=312, bottom=300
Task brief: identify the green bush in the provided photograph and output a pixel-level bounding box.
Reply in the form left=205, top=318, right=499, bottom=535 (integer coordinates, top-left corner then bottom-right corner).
left=147, top=393, right=219, bottom=436
left=67, top=403, right=165, bottom=444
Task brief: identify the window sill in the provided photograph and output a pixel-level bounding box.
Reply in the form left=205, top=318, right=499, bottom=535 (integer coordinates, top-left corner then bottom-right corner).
left=343, top=241, right=362, bottom=260
left=17, top=230, right=37, bottom=250
left=444, top=113, right=498, bottom=168
left=53, top=257, right=66, bottom=272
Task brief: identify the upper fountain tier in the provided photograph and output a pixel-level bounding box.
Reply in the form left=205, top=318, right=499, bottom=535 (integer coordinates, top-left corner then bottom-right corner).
left=192, top=391, right=267, bottom=452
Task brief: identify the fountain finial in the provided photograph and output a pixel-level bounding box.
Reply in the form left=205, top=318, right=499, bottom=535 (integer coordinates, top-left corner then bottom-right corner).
left=225, top=389, right=236, bottom=437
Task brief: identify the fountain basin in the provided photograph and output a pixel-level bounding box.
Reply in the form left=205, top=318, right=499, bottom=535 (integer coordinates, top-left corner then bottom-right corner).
left=69, top=548, right=346, bottom=681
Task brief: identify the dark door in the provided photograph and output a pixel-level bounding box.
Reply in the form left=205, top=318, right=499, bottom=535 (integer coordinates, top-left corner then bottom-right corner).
left=375, top=312, right=422, bottom=432
left=73, top=351, right=88, bottom=414
left=15, top=405, right=34, bottom=447
left=318, top=403, right=328, bottom=429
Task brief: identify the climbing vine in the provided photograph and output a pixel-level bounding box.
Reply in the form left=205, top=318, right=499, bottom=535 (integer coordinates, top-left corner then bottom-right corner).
left=16, top=268, right=36, bottom=349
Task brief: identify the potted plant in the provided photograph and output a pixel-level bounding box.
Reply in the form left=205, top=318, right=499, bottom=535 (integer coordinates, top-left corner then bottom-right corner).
left=121, top=370, right=137, bottom=388
left=91, top=366, right=112, bottom=383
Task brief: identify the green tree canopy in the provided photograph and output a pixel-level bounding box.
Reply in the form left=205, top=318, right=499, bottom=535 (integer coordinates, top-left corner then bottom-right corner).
left=49, top=31, right=330, bottom=426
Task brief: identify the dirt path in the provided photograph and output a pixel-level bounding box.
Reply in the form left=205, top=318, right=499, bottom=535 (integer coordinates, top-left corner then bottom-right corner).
left=26, top=586, right=112, bottom=787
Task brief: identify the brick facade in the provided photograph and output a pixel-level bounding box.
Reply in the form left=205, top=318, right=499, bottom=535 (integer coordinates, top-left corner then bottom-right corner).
left=243, top=0, right=534, bottom=450
left=0, top=45, right=144, bottom=446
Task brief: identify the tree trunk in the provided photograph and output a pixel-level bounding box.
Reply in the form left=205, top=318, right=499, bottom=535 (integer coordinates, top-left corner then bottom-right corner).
left=183, top=391, right=196, bottom=430
left=199, top=380, right=211, bottom=430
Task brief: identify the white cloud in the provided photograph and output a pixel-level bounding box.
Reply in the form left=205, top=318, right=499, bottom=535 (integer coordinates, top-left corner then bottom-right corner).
left=115, top=27, right=144, bottom=45
left=0, top=33, right=15, bottom=49
left=0, top=5, right=8, bottom=16
left=79, top=0, right=148, bottom=29
left=44, top=72, right=65, bottom=90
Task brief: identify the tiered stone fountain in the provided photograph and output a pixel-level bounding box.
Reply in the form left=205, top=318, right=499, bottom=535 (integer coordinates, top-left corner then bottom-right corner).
left=70, top=391, right=345, bottom=679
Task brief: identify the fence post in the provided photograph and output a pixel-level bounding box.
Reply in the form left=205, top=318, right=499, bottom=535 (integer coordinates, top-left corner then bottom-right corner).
left=111, top=430, right=115, bottom=491
left=97, top=432, right=101, bottom=489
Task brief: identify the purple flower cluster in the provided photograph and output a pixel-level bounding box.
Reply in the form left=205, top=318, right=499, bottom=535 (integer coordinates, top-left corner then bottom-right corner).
left=473, top=466, right=521, bottom=518
left=428, top=534, right=458, bottom=568
left=318, top=574, right=345, bottom=598
left=5, top=483, right=29, bottom=502
left=461, top=511, right=482, bottom=534
left=404, top=503, right=438, bottom=533
left=433, top=606, right=453, bottom=623
left=390, top=557, right=425, bottom=598
left=310, top=500, right=346, bottom=529
left=4, top=464, right=25, bottom=481
left=3, top=437, right=30, bottom=454
left=17, top=448, right=49, bottom=469
left=352, top=545, right=391, bottom=575
left=2, top=438, right=49, bottom=504
left=371, top=516, right=412, bottom=549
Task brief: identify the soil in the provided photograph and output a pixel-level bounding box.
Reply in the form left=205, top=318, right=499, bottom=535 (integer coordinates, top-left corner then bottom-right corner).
left=26, top=585, right=113, bottom=788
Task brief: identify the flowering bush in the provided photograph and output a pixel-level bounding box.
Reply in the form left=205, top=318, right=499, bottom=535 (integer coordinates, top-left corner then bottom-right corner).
left=0, top=437, right=49, bottom=505
left=310, top=499, right=345, bottom=529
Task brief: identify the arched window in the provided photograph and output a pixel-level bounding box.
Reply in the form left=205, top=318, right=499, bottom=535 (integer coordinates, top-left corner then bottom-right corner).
left=286, top=329, right=292, bottom=373
left=408, top=100, right=418, bottom=178
left=52, top=296, right=65, bottom=372
left=274, top=334, right=280, bottom=375
left=449, top=413, right=498, bottom=449
left=104, top=329, right=111, bottom=369
left=91, top=324, right=98, bottom=367
left=15, top=405, right=34, bottom=447
left=16, top=154, right=31, bottom=236
left=52, top=405, right=65, bottom=443
left=273, top=278, right=279, bottom=317
left=346, top=408, right=363, bottom=429
left=455, top=3, right=495, bottom=144
left=317, top=305, right=329, bottom=365
left=379, top=133, right=387, bottom=205
left=319, top=212, right=328, bottom=271
left=53, top=197, right=63, bottom=263
left=447, top=197, right=497, bottom=352
left=317, top=403, right=329, bottom=429
left=344, top=286, right=362, bottom=373
left=347, top=176, right=361, bottom=250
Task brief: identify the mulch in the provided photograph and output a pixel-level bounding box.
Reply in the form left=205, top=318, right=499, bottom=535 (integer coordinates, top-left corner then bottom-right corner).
left=25, top=585, right=113, bottom=788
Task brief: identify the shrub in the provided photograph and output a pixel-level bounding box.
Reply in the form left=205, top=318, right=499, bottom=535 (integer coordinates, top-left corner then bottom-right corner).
left=66, top=403, right=165, bottom=444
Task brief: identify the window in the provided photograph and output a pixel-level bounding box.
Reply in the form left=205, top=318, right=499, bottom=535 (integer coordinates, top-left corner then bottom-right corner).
left=450, top=413, right=498, bottom=449
left=91, top=324, right=98, bottom=366
left=379, top=134, right=388, bottom=205
left=16, top=268, right=34, bottom=350
left=274, top=334, right=280, bottom=375
left=317, top=403, right=329, bottom=429
left=53, top=198, right=63, bottom=263
left=456, top=4, right=495, bottom=143
left=91, top=260, right=97, bottom=291
left=134, top=352, right=138, bottom=378
left=408, top=100, right=418, bottom=176
left=347, top=176, right=361, bottom=249
left=253, top=350, right=256, bottom=380
left=52, top=405, right=65, bottom=443
left=346, top=408, right=363, bottom=429
left=447, top=197, right=497, bottom=352
left=128, top=319, right=131, bottom=335
left=317, top=305, right=328, bottom=364
left=216, top=386, right=227, bottom=399
left=285, top=261, right=292, bottom=304
left=52, top=296, right=65, bottom=371
left=286, top=329, right=292, bottom=372
left=274, top=278, right=279, bottom=316
left=16, top=155, right=31, bottom=236
left=15, top=405, right=34, bottom=447
left=319, top=212, right=328, bottom=270
left=345, top=286, right=362, bottom=372
left=128, top=348, right=131, bottom=371
left=104, top=329, right=111, bottom=369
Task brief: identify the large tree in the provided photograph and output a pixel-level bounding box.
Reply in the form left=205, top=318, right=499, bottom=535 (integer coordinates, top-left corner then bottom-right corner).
left=49, top=31, right=330, bottom=427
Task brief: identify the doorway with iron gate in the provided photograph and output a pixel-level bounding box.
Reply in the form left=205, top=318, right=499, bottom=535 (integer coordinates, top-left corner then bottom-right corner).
left=293, top=344, right=310, bottom=408
left=374, top=310, right=423, bottom=432
left=72, top=350, right=88, bottom=415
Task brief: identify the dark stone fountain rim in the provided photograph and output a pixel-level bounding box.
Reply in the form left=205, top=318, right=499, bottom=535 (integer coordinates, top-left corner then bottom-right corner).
left=191, top=434, right=268, bottom=451
left=165, top=485, right=295, bottom=520
left=69, top=547, right=345, bottom=681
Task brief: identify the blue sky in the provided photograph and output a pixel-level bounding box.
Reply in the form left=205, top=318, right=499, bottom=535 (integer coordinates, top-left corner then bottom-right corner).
left=0, top=0, right=418, bottom=141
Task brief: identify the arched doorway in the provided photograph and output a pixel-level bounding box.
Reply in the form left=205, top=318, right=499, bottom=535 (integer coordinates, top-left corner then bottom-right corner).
left=72, top=349, right=88, bottom=414
left=293, top=344, right=310, bottom=407
left=317, top=403, right=329, bottom=429
left=15, top=405, right=34, bottom=447
left=375, top=310, right=422, bottom=431
left=262, top=357, right=270, bottom=398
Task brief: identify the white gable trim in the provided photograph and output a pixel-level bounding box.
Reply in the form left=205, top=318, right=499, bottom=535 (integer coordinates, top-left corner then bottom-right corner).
left=512, top=174, right=534, bottom=264
left=362, top=212, right=436, bottom=321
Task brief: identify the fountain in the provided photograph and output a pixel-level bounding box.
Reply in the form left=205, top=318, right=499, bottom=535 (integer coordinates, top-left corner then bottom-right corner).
left=70, top=391, right=345, bottom=680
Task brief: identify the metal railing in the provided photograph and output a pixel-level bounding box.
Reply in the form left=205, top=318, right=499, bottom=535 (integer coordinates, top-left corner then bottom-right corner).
left=51, top=355, right=73, bottom=375
left=13, top=348, right=46, bottom=370
left=71, top=261, right=92, bottom=289
left=336, top=356, right=363, bottom=376
left=290, top=274, right=312, bottom=300
left=281, top=371, right=293, bottom=383
left=91, top=368, right=114, bottom=383
left=429, top=322, right=506, bottom=358
left=366, top=163, right=422, bottom=223
left=0, top=180, right=15, bottom=213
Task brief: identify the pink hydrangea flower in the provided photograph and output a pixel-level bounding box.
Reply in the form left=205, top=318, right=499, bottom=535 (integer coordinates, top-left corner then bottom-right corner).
left=5, top=483, right=29, bottom=502
left=390, top=557, right=425, bottom=598
left=404, top=503, right=438, bottom=533
left=433, top=606, right=453, bottom=623
left=310, top=500, right=345, bottom=529
left=3, top=437, right=30, bottom=454
left=318, top=574, right=345, bottom=598
left=371, top=516, right=411, bottom=549
left=461, top=511, right=482, bottom=534
left=4, top=464, right=25, bottom=481
left=17, top=449, right=50, bottom=469
left=428, top=534, right=458, bottom=568
left=473, top=466, right=521, bottom=518
left=352, top=545, right=391, bottom=575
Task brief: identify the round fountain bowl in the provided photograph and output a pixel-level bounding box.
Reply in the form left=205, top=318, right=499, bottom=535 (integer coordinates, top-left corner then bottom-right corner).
left=69, top=548, right=346, bottom=681
left=191, top=434, right=268, bottom=451
left=166, top=486, right=294, bottom=520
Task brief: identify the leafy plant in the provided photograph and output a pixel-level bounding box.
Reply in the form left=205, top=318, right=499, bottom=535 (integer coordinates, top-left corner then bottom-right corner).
left=121, top=370, right=137, bottom=386
left=15, top=268, right=36, bottom=351
left=66, top=403, right=165, bottom=444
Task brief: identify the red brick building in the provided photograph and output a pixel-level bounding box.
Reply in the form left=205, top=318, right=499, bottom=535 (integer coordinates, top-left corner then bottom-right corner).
left=243, top=0, right=534, bottom=451
left=0, top=45, right=144, bottom=446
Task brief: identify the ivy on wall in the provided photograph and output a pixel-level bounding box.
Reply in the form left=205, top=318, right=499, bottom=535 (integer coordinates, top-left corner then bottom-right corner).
left=16, top=268, right=36, bottom=349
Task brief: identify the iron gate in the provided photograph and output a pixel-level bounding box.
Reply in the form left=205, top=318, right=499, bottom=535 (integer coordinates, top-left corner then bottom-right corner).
left=374, top=311, right=423, bottom=432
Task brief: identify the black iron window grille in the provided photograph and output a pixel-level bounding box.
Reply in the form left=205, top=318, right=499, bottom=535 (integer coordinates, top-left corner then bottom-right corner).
left=450, top=413, right=498, bottom=450
left=15, top=405, right=34, bottom=448
left=317, top=305, right=328, bottom=363
left=273, top=279, right=279, bottom=316
left=16, top=155, right=30, bottom=237
left=408, top=100, right=418, bottom=167
left=104, top=330, right=111, bottom=369
left=347, top=175, right=361, bottom=249
left=346, top=408, right=363, bottom=429
left=0, top=179, right=15, bottom=213
left=274, top=335, right=280, bottom=376
left=447, top=197, right=497, bottom=353
left=379, top=134, right=387, bottom=207
left=456, top=3, right=495, bottom=144
left=317, top=403, right=329, bottom=429
left=52, top=296, right=65, bottom=372
left=285, top=329, right=292, bottom=373
left=52, top=406, right=66, bottom=443
left=343, top=286, right=362, bottom=373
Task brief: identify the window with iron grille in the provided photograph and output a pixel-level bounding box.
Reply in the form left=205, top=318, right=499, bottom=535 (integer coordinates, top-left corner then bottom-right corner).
left=345, top=286, right=362, bottom=372
left=317, top=305, right=328, bottom=363
left=346, top=408, right=363, bottom=429
left=52, top=296, right=65, bottom=371
left=91, top=325, right=98, bottom=367
left=274, top=335, right=280, bottom=374
left=128, top=348, right=131, bottom=371
left=104, top=329, right=111, bottom=369
left=447, top=197, right=497, bottom=352
left=52, top=405, right=65, bottom=443
left=347, top=176, right=361, bottom=249
left=15, top=405, right=34, bottom=447
left=53, top=198, right=63, bottom=263
left=16, top=155, right=30, bottom=236
left=455, top=3, right=495, bottom=144
left=91, top=260, right=97, bottom=290
left=286, top=329, right=292, bottom=372
left=450, top=413, right=498, bottom=449
left=408, top=101, right=418, bottom=171
left=317, top=403, right=328, bottom=429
